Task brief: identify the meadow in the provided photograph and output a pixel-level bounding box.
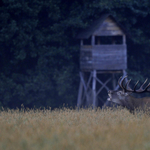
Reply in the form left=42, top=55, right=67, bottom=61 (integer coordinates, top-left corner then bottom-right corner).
left=0, top=107, right=150, bottom=150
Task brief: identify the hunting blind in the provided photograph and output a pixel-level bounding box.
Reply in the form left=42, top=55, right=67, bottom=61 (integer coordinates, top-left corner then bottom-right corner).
left=76, top=14, right=128, bottom=107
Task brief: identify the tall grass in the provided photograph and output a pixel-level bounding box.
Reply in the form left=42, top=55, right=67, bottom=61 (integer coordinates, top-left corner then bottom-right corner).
left=0, top=107, right=150, bottom=150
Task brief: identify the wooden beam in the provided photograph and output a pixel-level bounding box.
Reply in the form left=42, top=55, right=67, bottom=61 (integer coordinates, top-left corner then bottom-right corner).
left=92, top=70, right=97, bottom=108
left=79, top=72, right=87, bottom=91
left=86, top=72, right=93, bottom=91
left=96, top=78, right=111, bottom=96
left=77, top=80, right=83, bottom=108
left=79, top=72, right=90, bottom=104
left=82, top=72, right=93, bottom=102
left=97, top=70, right=122, bottom=74
left=112, top=73, right=116, bottom=90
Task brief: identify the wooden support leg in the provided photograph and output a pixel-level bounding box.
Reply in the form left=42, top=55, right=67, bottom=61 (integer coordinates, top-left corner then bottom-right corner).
left=112, top=73, right=116, bottom=90
left=77, top=79, right=83, bottom=108
left=77, top=70, right=127, bottom=108
left=92, top=70, right=97, bottom=108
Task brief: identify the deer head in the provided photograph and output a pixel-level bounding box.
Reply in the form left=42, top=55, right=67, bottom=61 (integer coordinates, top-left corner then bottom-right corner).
left=103, top=76, right=150, bottom=112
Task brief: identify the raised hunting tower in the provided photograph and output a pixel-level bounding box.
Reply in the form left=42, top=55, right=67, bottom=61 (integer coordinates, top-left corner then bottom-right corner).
left=76, top=14, right=128, bottom=108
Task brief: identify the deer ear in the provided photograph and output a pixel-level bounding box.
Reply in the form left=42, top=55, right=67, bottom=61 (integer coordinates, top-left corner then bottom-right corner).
left=124, top=93, right=128, bottom=96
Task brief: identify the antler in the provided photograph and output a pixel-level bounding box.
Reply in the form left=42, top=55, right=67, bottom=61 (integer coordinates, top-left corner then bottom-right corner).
left=118, top=76, right=150, bottom=93
left=118, top=76, right=124, bottom=91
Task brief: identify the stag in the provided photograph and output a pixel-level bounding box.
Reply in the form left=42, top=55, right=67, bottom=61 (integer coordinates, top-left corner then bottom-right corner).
left=102, top=76, right=150, bottom=112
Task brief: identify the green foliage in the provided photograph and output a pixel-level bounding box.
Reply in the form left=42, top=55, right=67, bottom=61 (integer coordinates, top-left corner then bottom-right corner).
left=0, top=0, right=150, bottom=108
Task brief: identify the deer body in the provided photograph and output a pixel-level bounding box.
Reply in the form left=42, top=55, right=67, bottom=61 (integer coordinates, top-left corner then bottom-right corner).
left=103, top=76, right=150, bottom=112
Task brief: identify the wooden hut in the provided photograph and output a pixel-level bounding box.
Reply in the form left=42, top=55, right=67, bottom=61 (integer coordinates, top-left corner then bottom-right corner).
left=76, top=14, right=128, bottom=107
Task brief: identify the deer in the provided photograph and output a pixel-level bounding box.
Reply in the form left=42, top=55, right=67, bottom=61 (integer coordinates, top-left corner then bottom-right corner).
left=102, top=76, right=150, bottom=113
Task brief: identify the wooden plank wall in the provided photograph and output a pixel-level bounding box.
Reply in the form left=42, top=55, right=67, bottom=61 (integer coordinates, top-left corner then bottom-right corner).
left=80, top=45, right=127, bottom=70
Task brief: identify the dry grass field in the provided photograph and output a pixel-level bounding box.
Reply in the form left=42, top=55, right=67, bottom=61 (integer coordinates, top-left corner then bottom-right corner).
left=0, top=107, right=150, bottom=150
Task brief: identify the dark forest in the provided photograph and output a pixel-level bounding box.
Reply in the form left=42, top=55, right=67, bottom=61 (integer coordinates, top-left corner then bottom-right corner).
left=0, top=0, right=150, bottom=109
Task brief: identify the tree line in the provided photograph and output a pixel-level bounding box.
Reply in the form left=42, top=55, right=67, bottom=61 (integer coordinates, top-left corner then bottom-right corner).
left=0, top=0, right=150, bottom=109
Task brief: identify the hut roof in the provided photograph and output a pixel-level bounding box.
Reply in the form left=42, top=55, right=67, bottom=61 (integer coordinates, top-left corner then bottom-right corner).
left=76, top=14, right=128, bottom=39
